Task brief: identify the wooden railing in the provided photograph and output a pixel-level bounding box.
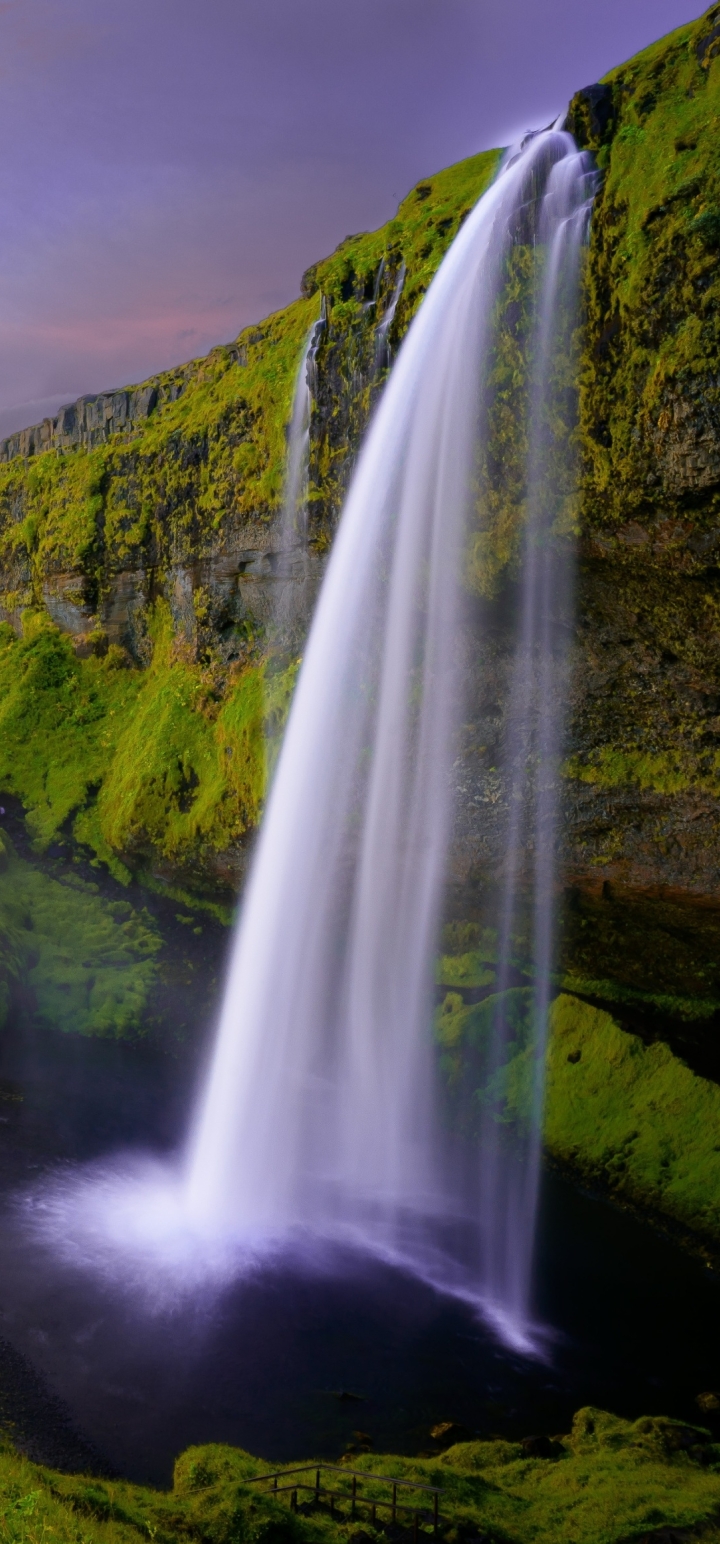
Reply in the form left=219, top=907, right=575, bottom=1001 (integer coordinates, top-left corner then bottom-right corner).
left=247, top=1461, right=442, bottom=1536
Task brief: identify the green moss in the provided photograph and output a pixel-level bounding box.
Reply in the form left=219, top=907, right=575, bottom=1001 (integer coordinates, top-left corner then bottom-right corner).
left=0, top=834, right=160, bottom=1037
left=565, top=743, right=720, bottom=798
left=576, top=4, right=720, bottom=530
left=0, top=149, right=500, bottom=609
left=436, top=926, right=499, bottom=987
left=545, top=992, right=720, bottom=1245
left=436, top=952, right=497, bottom=989
left=3, top=1405, right=720, bottom=1544
left=434, top=966, right=720, bottom=1248
left=0, top=610, right=295, bottom=887
left=435, top=987, right=541, bottom=1140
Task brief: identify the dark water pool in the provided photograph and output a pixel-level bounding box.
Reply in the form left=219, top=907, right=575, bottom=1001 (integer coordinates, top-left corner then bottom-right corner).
left=1, top=1017, right=719, bottom=1486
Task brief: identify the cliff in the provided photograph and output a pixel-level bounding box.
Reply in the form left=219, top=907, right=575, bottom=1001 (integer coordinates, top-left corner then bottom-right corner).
left=3, top=4, right=720, bottom=1244
left=0, top=148, right=498, bottom=900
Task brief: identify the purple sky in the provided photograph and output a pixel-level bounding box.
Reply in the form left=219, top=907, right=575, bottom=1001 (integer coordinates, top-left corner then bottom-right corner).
left=0, top=0, right=704, bottom=438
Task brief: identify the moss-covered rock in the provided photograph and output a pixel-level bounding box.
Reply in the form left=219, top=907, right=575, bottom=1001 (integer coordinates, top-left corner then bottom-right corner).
left=0, top=830, right=160, bottom=1038
left=0, top=607, right=296, bottom=897
left=434, top=978, right=720, bottom=1254
left=556, top=4, right=720, bottom=906
left=545, top=992, right=720, bottom=1250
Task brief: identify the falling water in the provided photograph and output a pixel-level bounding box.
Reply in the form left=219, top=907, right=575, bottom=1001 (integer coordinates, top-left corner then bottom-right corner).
left=271, top=310, right=326, bottom=642
left=278, top=341, right=311, bottom=554
left=473, top=139, right=598, bottom=1333
left=278, top=307, right=327, bottom=555
left=181, top=127, right=596, bottom=1342
left=28, top=128, right=596, bottom=1350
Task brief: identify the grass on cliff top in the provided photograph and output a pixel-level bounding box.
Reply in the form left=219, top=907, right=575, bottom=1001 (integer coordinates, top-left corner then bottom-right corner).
left=0, top=611, right=296, bottom=890
left=306, top=147, right=501, bottom=326
left=3, top=1406, right=720, bottom=1544
left=0, top=830, right=160, bottom=1038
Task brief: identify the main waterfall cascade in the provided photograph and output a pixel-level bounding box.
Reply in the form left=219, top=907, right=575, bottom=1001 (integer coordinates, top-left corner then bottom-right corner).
left=183, top=128, right=597, bottom=1338
left=28, top=128, right=596, bottom=1350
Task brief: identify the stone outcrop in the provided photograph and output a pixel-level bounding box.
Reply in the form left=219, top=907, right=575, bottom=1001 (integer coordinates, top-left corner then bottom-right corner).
left=0, top=383, right=160, bottom=463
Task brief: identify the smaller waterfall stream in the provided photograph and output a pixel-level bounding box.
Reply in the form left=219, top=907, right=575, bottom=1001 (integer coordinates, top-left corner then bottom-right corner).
left=271, top=312, right=326, bottom=641
left=278, top=342, right=311, bottom=555
left=278, top=307, right=326, bottom=556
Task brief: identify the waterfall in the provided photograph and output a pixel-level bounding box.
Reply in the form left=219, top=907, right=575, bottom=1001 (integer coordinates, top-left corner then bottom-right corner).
left=182, top=127, right=596, bottom=1343
left=375, top=260, right=406, bottom=370
left=473, top=141, right=597, bottom=1334
left=271, top=309, right=325, bottom=642
left=278, top=340, right=311, bottom=555
left=27, top=128, right=596, bottom=1351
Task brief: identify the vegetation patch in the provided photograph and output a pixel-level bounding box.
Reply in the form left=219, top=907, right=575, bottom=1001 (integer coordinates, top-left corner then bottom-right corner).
left=0, top=831, right=160, bottom=1038
left=545, top=992, right=720, bottom=1247
left=3, top=1406, right=720, bottom=1544
left=0, top=613, right=295, bottom=889
left=434, top=978, right=720, bottom=1249
left=575, top=6, right=720, bottom=534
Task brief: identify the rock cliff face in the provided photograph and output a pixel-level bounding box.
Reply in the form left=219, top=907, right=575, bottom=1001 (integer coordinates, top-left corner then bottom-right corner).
left=0, top=383, right=161, bottom=463
left=3, top=7, right=720, bottom=1033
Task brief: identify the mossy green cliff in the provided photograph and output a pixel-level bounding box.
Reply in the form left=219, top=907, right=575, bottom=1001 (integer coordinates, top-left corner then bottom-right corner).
left=563, top=4, right=720, bottom=898
left=0, top=148, right=499, bottom=898
left=3, top=9, right=720, bottom=1263
left=436, top=968, right=720, bottom=1260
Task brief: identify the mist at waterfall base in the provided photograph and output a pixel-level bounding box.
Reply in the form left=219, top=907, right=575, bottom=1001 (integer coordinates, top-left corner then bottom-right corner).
left=16, top=130, right=596, bottom=1357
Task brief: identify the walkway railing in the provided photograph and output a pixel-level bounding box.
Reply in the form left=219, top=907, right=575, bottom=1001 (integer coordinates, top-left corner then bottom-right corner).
left=248, top=1461, right=442, bottom=1536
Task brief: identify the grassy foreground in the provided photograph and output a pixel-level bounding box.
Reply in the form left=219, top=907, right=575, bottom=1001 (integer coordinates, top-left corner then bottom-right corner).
left=2, top=1408, right=720, bottom=1544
